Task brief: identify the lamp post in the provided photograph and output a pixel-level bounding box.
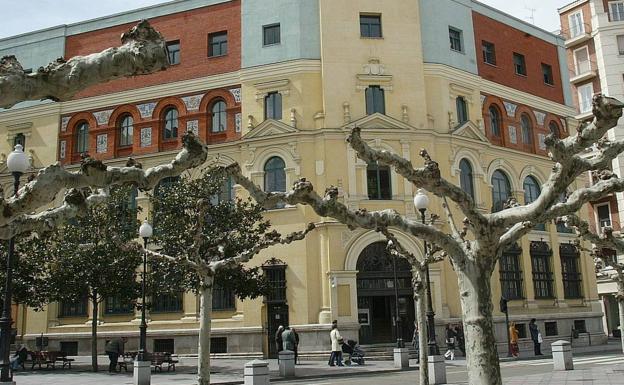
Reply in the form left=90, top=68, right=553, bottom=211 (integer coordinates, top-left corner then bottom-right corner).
left=135, top=220, right=152, bottom=385
left=391, top=251, right=404, bottom=348
left=413, top=189, right=439, bottom=356
left=1, top=144, right=29, bottom=384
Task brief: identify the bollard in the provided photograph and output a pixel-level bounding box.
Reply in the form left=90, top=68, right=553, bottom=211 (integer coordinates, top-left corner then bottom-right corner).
left=278, top=350, right=296, bottom=378
left=393, top=347, right=410, bottom=369
left=244, top=360, right=270, bottom=385
left=428, top=355, right=447, bottom=385
left=133, top=360, right=151, bottom=385
left=551, top=340, right=573, bottom=370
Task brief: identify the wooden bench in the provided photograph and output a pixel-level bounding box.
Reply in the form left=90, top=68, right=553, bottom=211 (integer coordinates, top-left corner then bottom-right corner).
left=53, top=351, right=75, bottom=369
left=29, top=351, right=55, bottom=370
left=117, top=352, right=135, bottom=372
left=150, top=352, right=178, bottom=372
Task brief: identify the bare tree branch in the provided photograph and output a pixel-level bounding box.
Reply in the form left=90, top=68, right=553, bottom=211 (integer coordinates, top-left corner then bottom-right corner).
left=0, top=20, right=169, bottom=108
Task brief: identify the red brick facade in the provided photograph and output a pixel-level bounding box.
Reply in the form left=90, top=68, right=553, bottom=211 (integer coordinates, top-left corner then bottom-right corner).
left=472, top=12, right=565, bottom=105
left=65, top=0, right=241, bottom=99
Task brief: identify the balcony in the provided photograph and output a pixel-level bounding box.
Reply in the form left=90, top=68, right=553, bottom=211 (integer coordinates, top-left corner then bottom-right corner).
left=561, top=23, right=592, bottom=47
left=569, top=59, right=597, bottom=85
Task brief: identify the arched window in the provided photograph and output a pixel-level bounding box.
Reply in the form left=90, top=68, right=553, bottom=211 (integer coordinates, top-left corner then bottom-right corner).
left=118, top=115, right=134, bottom=147
left=367, top=161, right=392, bottom=200
left=456, top=96, right=468, bottom=125
left=459, top=159, right=475, bottom=199
left=264, top=156, right=286, bottom=192
left=523, top=175, right=545, bottom=230
left=488, top=105, right=501, bottom=137
left=549, top=121, right=560, bottom=139
left=211, top=100, right=227, bottom=132
left=163, top=107, right=178, bottom=140
left=491, top=170, right=511, bottom=212
left=75, top=122, right=89, bottom=153
left=520, top=113, right=532, bottom=144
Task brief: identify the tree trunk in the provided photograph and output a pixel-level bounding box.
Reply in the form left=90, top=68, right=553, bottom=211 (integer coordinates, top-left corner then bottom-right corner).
left=618, top=298, right=624, bottom=354
left=197, top=278, right=214, bottom=385
left=457, top=261, right=502, bottom=385
left=91, top=292, right=99, bottom=372
left=416, top=291, right=428, bottom=385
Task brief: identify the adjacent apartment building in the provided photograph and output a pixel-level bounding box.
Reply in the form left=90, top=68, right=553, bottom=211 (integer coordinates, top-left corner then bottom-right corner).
left=0, top=0, right=603, bottom=357
left=559, top=0, right=624, bottom=338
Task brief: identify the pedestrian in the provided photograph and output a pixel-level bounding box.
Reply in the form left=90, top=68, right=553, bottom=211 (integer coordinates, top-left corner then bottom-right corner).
left=105, top=336, right=126, bottom=373
left=529, top=318, right=543, bottom=356
left=454, top=325, right=465, bottom=356
left=328, top=320, right=344, bottom=366
left=10, top=345, right=28, bottom=370
left=282, top=326, right=296, bottom=356
left=509, top=322, right=520, bottom=358
left=292, top=327, right=300, bottom=364
left=443, top=324, right=456, bottom=360
left=275, top=325, right=284, bottom=358
left=412, top=321, right=419, bottom=363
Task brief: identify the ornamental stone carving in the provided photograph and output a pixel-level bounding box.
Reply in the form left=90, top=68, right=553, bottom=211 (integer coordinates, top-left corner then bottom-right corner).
left=137, top=102, right=157, bottom=118
left=96, top=134, right=108, bottom=153
left=508, top=126, right=517, bottom=144
left=93, top=110, right=113, bottom=126
left=503, top=101, right=518, bottom=117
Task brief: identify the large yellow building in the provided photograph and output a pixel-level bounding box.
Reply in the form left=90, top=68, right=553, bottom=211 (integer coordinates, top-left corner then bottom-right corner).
left=0, top=0, right=604, bottom=357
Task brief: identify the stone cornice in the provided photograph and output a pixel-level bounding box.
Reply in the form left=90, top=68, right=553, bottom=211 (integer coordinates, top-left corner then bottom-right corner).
left=240, top=60, right=321, bottom=82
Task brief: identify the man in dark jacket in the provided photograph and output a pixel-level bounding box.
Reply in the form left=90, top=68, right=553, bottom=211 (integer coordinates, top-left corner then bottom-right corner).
left=105, top=337, right=126, bottom=372
left=529, top=318, right=542, bottom=356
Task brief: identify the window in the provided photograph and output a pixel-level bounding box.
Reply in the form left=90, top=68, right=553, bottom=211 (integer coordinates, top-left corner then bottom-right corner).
left=596, top=203, right=612, bottom=228
left=578, top=83, right=594, bottom=113
left=520, top=114, right=533, bottom=144
left=13, top=133, right=25, bottom=150
left=568, top=11, right=584, bottom=38
left=360, top=14, right=382, bottom=38
left=211, top=176, right=234, bottom=205
left=524, top=176, right=545, bottom=231
left=163, top=107, right=178, bottom=140
left=481, top=41, right=496, bottom=65
left=459, top=159, right=475, bottom=199
left=263, top=24, right=281, bottom=46
left=59, top=298, right=88, bottom=317
left=491, top=170, right=511, bottom=212
left=513, top=53, right=527, bottom=76
left=545, top=321, right=558, bottom=336
left=617, top=35, right=624, bottom=55
left=488, top=105, right=502, bottom=137
left=499, top=245, right=523, bottom=300
left=166, top=41, right=180, bottom=65
left=213, top=284, right=235, bottom=311
left=456, top=96, right=468, bottom=124
left=118, top=115, right=133, bottom=147
left=611, top=1, right=624, bottom=21
left=560, top=244, right=582, bottom=299
left=208, top=31, right=228, bottom=57
left=105, top=296, right=134, bottom=314
left=211, top=337, right=227, bottom=353
left=530, top=241, right=554, bottom=299
left=263, top=263, right=287, bottom=303
left=574, top=47, right=590, bottom=75
left=574, top=320, right=587, bottom=333
left=152, top=293, right=183, bottom=313
left=60, top=341, right=78, bottom=356
left=264, top=157, right=286, bottom=193
left=549, top=121, right=561, bottom=139
left=365, top=86, right=385, bottom=115
left=449, top=27, right=463, bottom=52
left=542, top=63, right=554, bottom=85
left=75, top=122, right=89, bottom=153
left=367, top=161, right=392, bottom=200
left=211, top=100, right=227, bottom=132
left=153, top=339, right=175, bottom=353
left=264, top=92, right=282, bottom=120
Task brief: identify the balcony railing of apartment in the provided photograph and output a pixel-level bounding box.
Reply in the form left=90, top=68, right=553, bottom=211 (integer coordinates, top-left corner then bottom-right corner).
left=560, top=23, right=592, bottom=47
left=569, top=58, right=598, bottom=84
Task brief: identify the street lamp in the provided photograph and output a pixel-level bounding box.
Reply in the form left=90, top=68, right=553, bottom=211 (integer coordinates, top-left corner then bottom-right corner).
left=135, top=220, right=153, bottom=385
left=413, top=189, right=439, bottom=356
left=1, top=144, right=29, bottom=384
left=391, top=249, right=404, bottom=348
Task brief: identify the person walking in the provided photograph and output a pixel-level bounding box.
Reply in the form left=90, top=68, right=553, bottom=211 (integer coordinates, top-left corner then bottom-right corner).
left=282, top=326, right=296, bottom=353
left=105, top=336, right=126, bottom=373
left=292, top=327, right=300, bottom=364
left=529, top=318, right=543, bottom=356
left=328, top=320, right=344, bottom=366
left=443, top=324, right=456, bottom=360
left=275, top=325, right=284, bottom=359
left=454, top=325, right=465, bottom=356
left=509, top=321, right=520, bottom=358
left=412, top=322, right=420, bottom=364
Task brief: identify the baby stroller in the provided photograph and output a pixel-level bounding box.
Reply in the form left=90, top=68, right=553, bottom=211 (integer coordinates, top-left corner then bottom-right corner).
left=341, top=339, right=365, bottom=365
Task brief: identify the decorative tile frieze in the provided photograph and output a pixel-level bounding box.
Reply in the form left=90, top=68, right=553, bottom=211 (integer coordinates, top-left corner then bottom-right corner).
left=503, top=101, right=518, bottom=117
left=229, top=88, right=242, bottom=103
left=533, top=110, right=546, bottom=126
left=508, top=126, right=517, bottom=144
left=59, top=141, right=66, bottom=159
left=93, top=110, right=113, bottom=126
left=140, top=127, right=152, bottom=147
left=137, top=102, right=157, bottom=119
left=186, top=120, right=199, bottom=136
left=96, top=134, right=108, bottom=153
left=538, top=134, right=546, bottom=150
left=235, top=113, right=242, bottom=133
left=182, top=94, right=203, bottom=111
left=61, top=117, right=70, bottom=132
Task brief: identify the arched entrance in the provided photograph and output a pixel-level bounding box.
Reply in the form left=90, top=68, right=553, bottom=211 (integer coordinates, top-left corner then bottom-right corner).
left=356, top=242, right=415, bottom=344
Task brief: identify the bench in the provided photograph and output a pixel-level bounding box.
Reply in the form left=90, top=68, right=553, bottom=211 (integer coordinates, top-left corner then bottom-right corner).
left=29, top=351, right=56, bottom=370
left=54, top=351, right=75, bottom=369
left=117, top=352, right=136, bottom=372
left=150, top=352, right=178, bottom=372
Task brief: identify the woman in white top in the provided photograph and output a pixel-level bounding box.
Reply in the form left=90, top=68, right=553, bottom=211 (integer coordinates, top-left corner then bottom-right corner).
left=328, top=320, right=344, bottom=366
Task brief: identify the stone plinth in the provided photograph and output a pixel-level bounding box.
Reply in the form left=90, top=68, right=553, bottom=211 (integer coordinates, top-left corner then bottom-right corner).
left=393, top=347, right=410, bottom=369
left=133, top=360, right=151, bottom=385
left=428, top=355, right=447, bottom=385
left=244, top=360, right=269, bottom=385
left=278, top=350, right=295, bottom=378
left=551, top=340, right=573, bottom=371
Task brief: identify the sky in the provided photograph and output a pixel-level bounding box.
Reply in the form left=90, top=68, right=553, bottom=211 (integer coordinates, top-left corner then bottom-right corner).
left=0, top=0, right=572, bottom=40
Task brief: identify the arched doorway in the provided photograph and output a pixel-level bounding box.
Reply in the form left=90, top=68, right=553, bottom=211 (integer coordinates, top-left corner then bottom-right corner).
left=356, top=242, right=415, bottom=344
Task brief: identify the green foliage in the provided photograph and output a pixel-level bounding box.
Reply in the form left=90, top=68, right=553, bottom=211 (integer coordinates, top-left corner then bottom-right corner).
left=148, top=169, right=271, bottom=298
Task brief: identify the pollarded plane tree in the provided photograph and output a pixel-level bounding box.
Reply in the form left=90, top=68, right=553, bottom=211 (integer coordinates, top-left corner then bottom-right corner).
left=225, top=95, right=624, bottom=384
left=144, top=170, right=315, bottom=385
left=563, top=215, right=624, bottom=353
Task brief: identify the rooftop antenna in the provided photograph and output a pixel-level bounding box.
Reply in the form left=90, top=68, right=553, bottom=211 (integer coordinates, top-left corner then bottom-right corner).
left=525, top=6, right=537, bottom=24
